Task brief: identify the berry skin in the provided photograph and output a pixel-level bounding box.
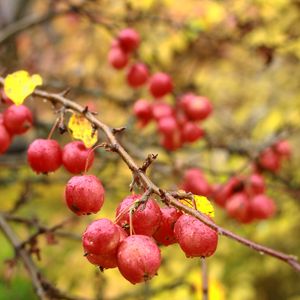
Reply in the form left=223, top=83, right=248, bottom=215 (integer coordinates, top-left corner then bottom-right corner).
left=65, top=175, right=105, bottom=215
left=117, top=235, right=161, bottom=284
left=250, top=195, right=276, bottom=219
left=153, top=207, right=182, bottom=246
left=274, top=140, right=291, bottom=158
left=157, top=116, right=178, bottom=135
left=0, top=124, right=12, bottom=154
left=160, top=131, right=182, bottom=151
left=85, top=225, right=128, bottom=269
left=82, top=218, right=120, bottom=255
left=3, top=104, right=33, bottom=135
left=126, top=63, right=149, bottom=88
left=247, top=173, right=265, bottom=195
left=225, top=192, right=252, bottom=223
left=133, top=99, right=152, bottom=122
left=180, top=122, right=204, bottom=143
left=108, top=46, right=129, bottom=69
left=62, top=141, right=94, bottom=174
left=149, top=73, right=173, bottom=98
left=180, top=94, right=212, bottom=121
left=117, top=28, right=140, bottom=52
left=258, top=148, right=281, bottom=172
left=181, top=168, right=211, bottom=197
left=115, top=194, right=162, bottom=236
left=27, top=139, right=62, bottom=174
left=152, top=102, right=174, bottom=121
left=174, top=214, right=218, bottom=258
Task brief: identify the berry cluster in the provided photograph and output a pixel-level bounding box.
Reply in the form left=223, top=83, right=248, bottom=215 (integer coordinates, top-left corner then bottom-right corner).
left=108, top=28, right=213, bottom=151
left=0, top=90, right=33, bottom=154
left=80, top=194, right=218, bottom=284
left=27, top=140, right=94, bottom=175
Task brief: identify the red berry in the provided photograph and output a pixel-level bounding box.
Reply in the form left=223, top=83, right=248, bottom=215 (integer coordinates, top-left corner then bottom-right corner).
left=181, top=122, right=204, bottom=143
left=0, top=124, right=12, bottom=154
left=157, top=116, right=178, bottom=135
left=85, top=224, right=128, bottom=269
left=153, top=207, right=182, bottom=246
left=117, top=235, right=161, bottom=284
left=152, top=102, right=174, bottom=121
left=149, top=73, right=173, bottom=98
left=181, top=168, right=211, bottom=197
left=226, top=192, right=252, bottom=223
left=174, top=214, right=218, bottom=257
left=126, top=63, right=149, bottom=88
left=250, top=195, right=276, bottom=219
left=65, top=175, right=104, bottom=215
left=133, top=99, right=152, bottom=122
left=82, top=218, right=120, bottom=255
left=117, top=28, right=140, bottom=53
left=3, top=104, right=33, bottom=135
left=274, top=140, right=291, bottom=158
left=62, top=141, right=94, bottom=174
left=259, top=148, right=281, bottom=172
left=27, top=139, right=62, bottom=174
left=160, top=131, right=182, bottom=151
left=108, top=47, right=129, bottom=69
left=180, top=93, right=212, bottom=121
left=115, top=194, right=162, bottom=236
left=247, top=173, right=265, bottom=195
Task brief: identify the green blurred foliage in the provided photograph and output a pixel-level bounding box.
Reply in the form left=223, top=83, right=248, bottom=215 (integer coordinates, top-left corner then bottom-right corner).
left=0, top=0, right=300, bottom=299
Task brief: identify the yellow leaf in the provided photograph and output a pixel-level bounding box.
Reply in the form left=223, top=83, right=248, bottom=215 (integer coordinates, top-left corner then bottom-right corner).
left=68, top=113, right=97, bottom=148
left=4, top=70, right=43, bottom=105
left=180, top=195, right=215, bottom=218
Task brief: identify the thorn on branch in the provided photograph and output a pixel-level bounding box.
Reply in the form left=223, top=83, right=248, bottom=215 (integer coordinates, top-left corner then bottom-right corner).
left=59, top=88, right=71, bottom=97
left=139, top=153, right=158, bottom=173
left=112, top=127, right=126, bottom=135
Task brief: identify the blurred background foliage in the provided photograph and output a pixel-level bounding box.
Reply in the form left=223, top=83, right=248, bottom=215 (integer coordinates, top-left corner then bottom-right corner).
left=0, top=0, right=300, bottom=299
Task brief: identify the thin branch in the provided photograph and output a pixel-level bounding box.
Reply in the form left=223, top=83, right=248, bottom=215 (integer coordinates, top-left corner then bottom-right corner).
left=0, top=77, right=299, bottom=273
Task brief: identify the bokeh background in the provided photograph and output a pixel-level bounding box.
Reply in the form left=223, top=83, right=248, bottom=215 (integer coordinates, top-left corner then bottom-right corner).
left=0, top=0, right=300, bottom=299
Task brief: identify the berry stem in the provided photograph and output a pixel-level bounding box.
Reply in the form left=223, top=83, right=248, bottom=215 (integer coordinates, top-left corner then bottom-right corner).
left=47, top=117, right=59, bottom=140
left=201, top=258, right=208, bottom=300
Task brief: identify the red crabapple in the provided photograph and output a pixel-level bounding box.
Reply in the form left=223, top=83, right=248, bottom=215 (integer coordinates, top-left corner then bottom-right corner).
left=3, top=104, right=33, bottom=135
left=153, top=207, right=182, bottom=246
left=174, top=214, right=218, bottom=257
left=82, top=218, right=120, bottom=255
left=247, top=173, right=265, bottom=195
left=274, top=140, right=291, bottom=158
left=108, top=46, right=129, bottom=69
left=149, top=73, right=173, bottom=98
left=160, top=131, right=182, bottom=151
left=126, top=63, right=149, bottom=88
left=115, top=194, right=162, bottom=236
left=133, top=99, right=152, bottom=122
left=65, top=175, right=105, bottom=215
left=152, top=102, right=174, bottom=121
left=62, top=141, right=94, bottom=174
left=259, top=148, right=281, bottom=172
left=181, top=122, right=204, bottom=143
left=180, top=93, right=212, bottom=121
left=226, top=192, right=252, bottom=223
left=117, top=235, right=161, bottom=284
left=117, top=28, right=140, bottom=52
left=250, top=195, right=276, bottom=219
left=27, top=139, right=62, bottom=174
left=157, top=116, right=178, bottom=135
left=0, top=124, right=12, bottom=154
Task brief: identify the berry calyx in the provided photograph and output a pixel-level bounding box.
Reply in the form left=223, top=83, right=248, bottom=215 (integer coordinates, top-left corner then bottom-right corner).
left=27, top=139, right=62, bottom=174
left=174, top=214, right=218, bottom=257
left=117, top=235, right=161, bottom=284
left=3, top=104, right=33, bottom=135
left=115, top=194, right=162, bottom=236
left=62, top=141, right=94, bottom=174
left=65, top=175, right=105, bottom=215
